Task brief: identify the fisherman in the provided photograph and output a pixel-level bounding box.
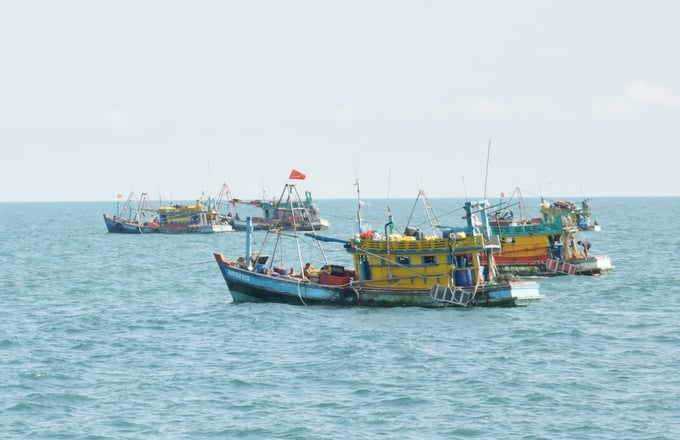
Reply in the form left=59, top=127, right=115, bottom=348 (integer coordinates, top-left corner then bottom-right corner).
left=577, top=240, right=591, bottom=257
left=303, top=262, right=314, bottom=279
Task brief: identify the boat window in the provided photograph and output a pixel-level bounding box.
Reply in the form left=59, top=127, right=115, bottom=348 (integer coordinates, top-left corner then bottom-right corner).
left=423, top=255, right=436, bottom=265
left=396, top=256, right=410, bottom=265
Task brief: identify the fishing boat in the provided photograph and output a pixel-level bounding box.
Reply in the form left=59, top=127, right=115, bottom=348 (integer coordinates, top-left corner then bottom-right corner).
left=103, top=192, right=160, bottom=234
left=157, top=183, right=235, bottom=233
left=214, top=184, right=543, bottom=307
left=453, top=188, right=612, bottom=276
left=541, top=197, right=601, bottom=231
left=465, top=201, right=612, bottom=276
left=229, top=186, right=330, bottom=231
left=158, top=202, right=233, bottom=233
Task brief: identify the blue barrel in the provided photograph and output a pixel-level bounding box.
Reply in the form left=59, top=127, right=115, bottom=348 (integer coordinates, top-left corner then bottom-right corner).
left=455, top=269, right=472, bottom=287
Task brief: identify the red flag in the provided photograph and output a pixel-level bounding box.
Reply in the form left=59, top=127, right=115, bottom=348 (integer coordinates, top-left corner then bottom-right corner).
left=288, top=169, right=306, bottom=180
left=117, top=193, right=124, bottom=199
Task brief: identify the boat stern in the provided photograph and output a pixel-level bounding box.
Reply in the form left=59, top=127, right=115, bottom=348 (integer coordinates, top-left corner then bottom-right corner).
left=483, top=280, right=544, bottom=306
left=576, top=255, right=613, bottom=275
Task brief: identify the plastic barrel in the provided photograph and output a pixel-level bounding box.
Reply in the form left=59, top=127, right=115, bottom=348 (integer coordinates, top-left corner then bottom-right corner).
left=455, top=269, right=472, bottom=287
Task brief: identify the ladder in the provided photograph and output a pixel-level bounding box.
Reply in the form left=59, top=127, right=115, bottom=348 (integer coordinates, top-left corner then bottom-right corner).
left=545, top=259, right=577, bottom=275
left=430, top=284, right=472, bottom=306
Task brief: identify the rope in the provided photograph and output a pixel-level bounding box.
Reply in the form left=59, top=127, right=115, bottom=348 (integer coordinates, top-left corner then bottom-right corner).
left=295, top=278, right=307, bottom=306
left=467, top=282, right=481, bottom=306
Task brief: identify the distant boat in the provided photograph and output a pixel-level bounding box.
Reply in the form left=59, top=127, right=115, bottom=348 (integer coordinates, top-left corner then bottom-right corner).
left=229, top=188, right=330, bottom=231
left=103, top=192, right=159, bottom=234
left=158, top=201, right=233, bottom=233
left=214, top=184, right=543, bottom=307
left=158, top=184, right=234, bottom=234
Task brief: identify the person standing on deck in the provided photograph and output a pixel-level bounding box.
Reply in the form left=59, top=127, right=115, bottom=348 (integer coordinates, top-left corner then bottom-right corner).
left=577, top=240, right=591, bottom=257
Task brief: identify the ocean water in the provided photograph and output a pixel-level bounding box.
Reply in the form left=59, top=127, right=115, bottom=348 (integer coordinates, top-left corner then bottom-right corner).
left=1, top=197, right=679, bottom=439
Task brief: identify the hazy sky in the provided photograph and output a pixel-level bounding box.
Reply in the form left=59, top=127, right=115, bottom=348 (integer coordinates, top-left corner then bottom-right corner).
left=1, top=1, right=678, bottom=202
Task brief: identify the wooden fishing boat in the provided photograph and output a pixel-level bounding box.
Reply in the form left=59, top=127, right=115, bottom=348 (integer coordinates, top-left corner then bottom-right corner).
left=458, top=201, right=612, bottom=276
left=214, top=185, right=543, bottom=307
left=103, top=192, right=159, bottom=234
left=229, top=188, right=330, bottom=231
left=158, top=201, right=233, bottom=233
left=157, top=184, right=235, bottom=233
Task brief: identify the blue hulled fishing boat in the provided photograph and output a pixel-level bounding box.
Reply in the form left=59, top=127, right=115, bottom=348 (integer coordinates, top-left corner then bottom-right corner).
left=103, top=192, right=159, bottom=234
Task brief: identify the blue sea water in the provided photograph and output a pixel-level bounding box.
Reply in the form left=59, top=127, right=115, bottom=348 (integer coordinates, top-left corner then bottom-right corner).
left=1, top=197, right=679, bottom=439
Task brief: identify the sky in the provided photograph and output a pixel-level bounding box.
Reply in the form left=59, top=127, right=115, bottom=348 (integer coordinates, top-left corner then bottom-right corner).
left=1, top=1, right=679, bottom=203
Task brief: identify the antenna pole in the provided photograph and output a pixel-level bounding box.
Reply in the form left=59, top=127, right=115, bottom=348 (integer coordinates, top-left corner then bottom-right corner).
left=483, top=138, right=491, bottom=199
left=354, top=153, right=362, bottom=234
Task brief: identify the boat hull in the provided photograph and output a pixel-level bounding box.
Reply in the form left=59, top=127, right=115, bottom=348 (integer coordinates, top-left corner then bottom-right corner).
left=159, top=223, right=233, bottom=233
left=349, top=282, right=542, bottom=307
left=491, top=255, right=613, bottom=276
left=103, top=214, right=159, bottom=234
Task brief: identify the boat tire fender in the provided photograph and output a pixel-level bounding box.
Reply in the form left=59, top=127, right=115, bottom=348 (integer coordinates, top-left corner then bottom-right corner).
left=341, top=287, right=360, bottom=306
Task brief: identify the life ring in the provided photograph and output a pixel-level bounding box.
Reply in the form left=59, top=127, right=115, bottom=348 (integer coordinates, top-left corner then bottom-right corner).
left=341, top=287, right=360, bottom=305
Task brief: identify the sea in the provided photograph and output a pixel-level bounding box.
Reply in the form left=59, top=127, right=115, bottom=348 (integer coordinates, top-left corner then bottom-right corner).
left=1, top=197, right=679, bottom=439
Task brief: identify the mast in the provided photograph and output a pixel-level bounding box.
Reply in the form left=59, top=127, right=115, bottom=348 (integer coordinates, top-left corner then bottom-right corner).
left=245, top=217, right=253, bottom=268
